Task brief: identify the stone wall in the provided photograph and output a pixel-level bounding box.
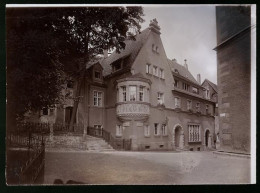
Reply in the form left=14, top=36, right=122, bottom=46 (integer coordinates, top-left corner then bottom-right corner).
left=216, top=6, right=251, bottom=153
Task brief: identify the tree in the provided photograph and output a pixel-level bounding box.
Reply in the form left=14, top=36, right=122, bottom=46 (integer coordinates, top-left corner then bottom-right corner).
left=49, top=7, right=144, bottom=131
left=6, top=8, right=65, bottom=128
left=6, top=7, right=144, bottom=130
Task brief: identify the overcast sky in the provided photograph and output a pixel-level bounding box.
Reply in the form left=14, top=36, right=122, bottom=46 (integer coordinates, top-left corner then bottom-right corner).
left=141, top=5, right=217, bottom=84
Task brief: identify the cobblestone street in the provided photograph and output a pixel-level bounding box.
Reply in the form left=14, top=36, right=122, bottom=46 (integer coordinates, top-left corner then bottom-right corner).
left=42, top=151, right=250, bottom=185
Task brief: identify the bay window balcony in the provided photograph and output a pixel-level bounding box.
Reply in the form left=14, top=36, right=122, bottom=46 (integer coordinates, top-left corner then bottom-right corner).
left=116, top=76, right=151, bottom=121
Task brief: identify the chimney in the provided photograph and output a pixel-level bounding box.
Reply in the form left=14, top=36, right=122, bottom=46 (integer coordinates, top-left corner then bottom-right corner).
left=149, top=18, right=161, bottom=35
left=197, top=74, right=201, bottom=84
left=103, top=50, right=108, bottom=58
left=172, top=58, right=177, bottom=62
left=184, top=59, right=188, bottom=69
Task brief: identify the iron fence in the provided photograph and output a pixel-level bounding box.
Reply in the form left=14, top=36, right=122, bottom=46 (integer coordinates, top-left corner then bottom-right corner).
left=53, top=123, right=84, bottom=134
left=6, top=132, right=45, bottom=184
left=16, top=122, right=50, bottom=134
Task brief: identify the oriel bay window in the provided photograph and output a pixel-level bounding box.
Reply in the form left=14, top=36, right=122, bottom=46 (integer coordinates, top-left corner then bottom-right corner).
left=118, top=84, right=149, bottom=102
left=129, top=86, right=137, bottom=101
left=94, top=91, right=102, bottom=106
left=188, top=124, right=201, bottom=142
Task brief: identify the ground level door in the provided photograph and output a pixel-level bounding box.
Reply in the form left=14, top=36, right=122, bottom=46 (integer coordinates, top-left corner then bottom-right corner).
left=65, top=107, right=76, bottom=124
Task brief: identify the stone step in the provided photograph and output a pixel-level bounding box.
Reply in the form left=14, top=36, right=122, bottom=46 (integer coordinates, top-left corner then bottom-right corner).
left=43, top=134, right=114, bottom=151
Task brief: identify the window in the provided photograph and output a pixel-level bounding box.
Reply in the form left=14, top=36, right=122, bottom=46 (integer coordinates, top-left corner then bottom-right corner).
left=152, top=44, right=155, bottom=51
left=42, top=108, right=48, bottom=115
left=192, top=87, right=199, bottom=94
left=187, top=100, right=192, bottom=110
left=206, top=89, right=210, bottom=99
left=94, top=71, right=101, bottom=79
left=206, top=105, right=209, bottom=114
left=159, top=68, right=164, bottom=79
left=161, top=124, right=167, bottom=136
left=94, top=91, right=102, bottom=106
left=139, top=86, right=144, bottom=101
left=196, top=102, right=200, bottom=112
left=156, top=46, right=159, bottom=53
left=154, top=123, right=159, bottom=135
left=144, top=125, right=150, bottom=137
left=174, top=79, right=179, bottom=87
left=183, top=83, right=190, bottom=91
left=116, top=125, right=122, bottom=137
left=129, top=86, right=137, bottom=101
left=122, top=86, right=126, bottom=102
left=188, top=125, right=201, bottom=142
left=175, top=97, right=181, bottom=108
left=146, top=64, right=151, bottom=74
left=113, top=61, right=122, bottom=72
left=157, top=92, right=164, bottom=104
left=153, top=66, right=158, bottom=76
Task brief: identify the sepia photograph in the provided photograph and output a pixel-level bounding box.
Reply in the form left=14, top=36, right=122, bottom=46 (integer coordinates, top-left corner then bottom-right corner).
left=5, top=4, right=256, bottom=185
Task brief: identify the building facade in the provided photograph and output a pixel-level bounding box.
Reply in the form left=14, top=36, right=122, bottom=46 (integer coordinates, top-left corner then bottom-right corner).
left=38, top=19, right=217, bottom=151
left=214, top=6, right=251, bottom=154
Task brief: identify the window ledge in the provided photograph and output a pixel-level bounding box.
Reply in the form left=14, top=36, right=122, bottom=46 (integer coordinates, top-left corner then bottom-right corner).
left=162, top=134, right=168, bottom=137
left=116, top=135, right=122, bottom=138
left=144, top=135, right=151, bottom=138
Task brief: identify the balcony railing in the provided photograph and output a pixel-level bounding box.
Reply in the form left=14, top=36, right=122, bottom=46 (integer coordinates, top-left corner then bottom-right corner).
left=116, top=102, right=150, bottom=121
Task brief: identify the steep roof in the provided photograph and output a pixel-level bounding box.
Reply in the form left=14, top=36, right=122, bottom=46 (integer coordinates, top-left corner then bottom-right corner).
left=167, top=59, right=199, bottom=85
left=100, top=28, right=151, bottom=76
left=202, top=79, right=218, bottom=93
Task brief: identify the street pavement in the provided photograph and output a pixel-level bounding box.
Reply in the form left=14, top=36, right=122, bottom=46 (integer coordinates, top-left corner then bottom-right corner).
left=42, top=151, right=250, bottom=185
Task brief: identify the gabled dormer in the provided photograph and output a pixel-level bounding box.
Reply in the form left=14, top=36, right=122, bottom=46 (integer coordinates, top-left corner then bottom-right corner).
left=201, top=79, right=218, bottom=102
left=86, top=61, right=104, bottom=83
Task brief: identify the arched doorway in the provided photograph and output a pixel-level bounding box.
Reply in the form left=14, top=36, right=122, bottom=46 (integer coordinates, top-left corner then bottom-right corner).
left=173, top=124, right=184, bottom=149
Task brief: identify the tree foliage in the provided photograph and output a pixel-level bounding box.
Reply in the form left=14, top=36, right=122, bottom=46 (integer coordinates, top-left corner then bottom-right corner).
left=6, top=7, right=144, bottom=125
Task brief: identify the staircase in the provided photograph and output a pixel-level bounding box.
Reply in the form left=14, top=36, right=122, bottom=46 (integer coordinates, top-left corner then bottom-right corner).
left=44, top=133, right=114, bottom=152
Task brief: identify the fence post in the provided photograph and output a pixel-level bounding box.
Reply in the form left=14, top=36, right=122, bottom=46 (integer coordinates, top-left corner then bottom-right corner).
left=123, top=139, right=125, bottom=149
